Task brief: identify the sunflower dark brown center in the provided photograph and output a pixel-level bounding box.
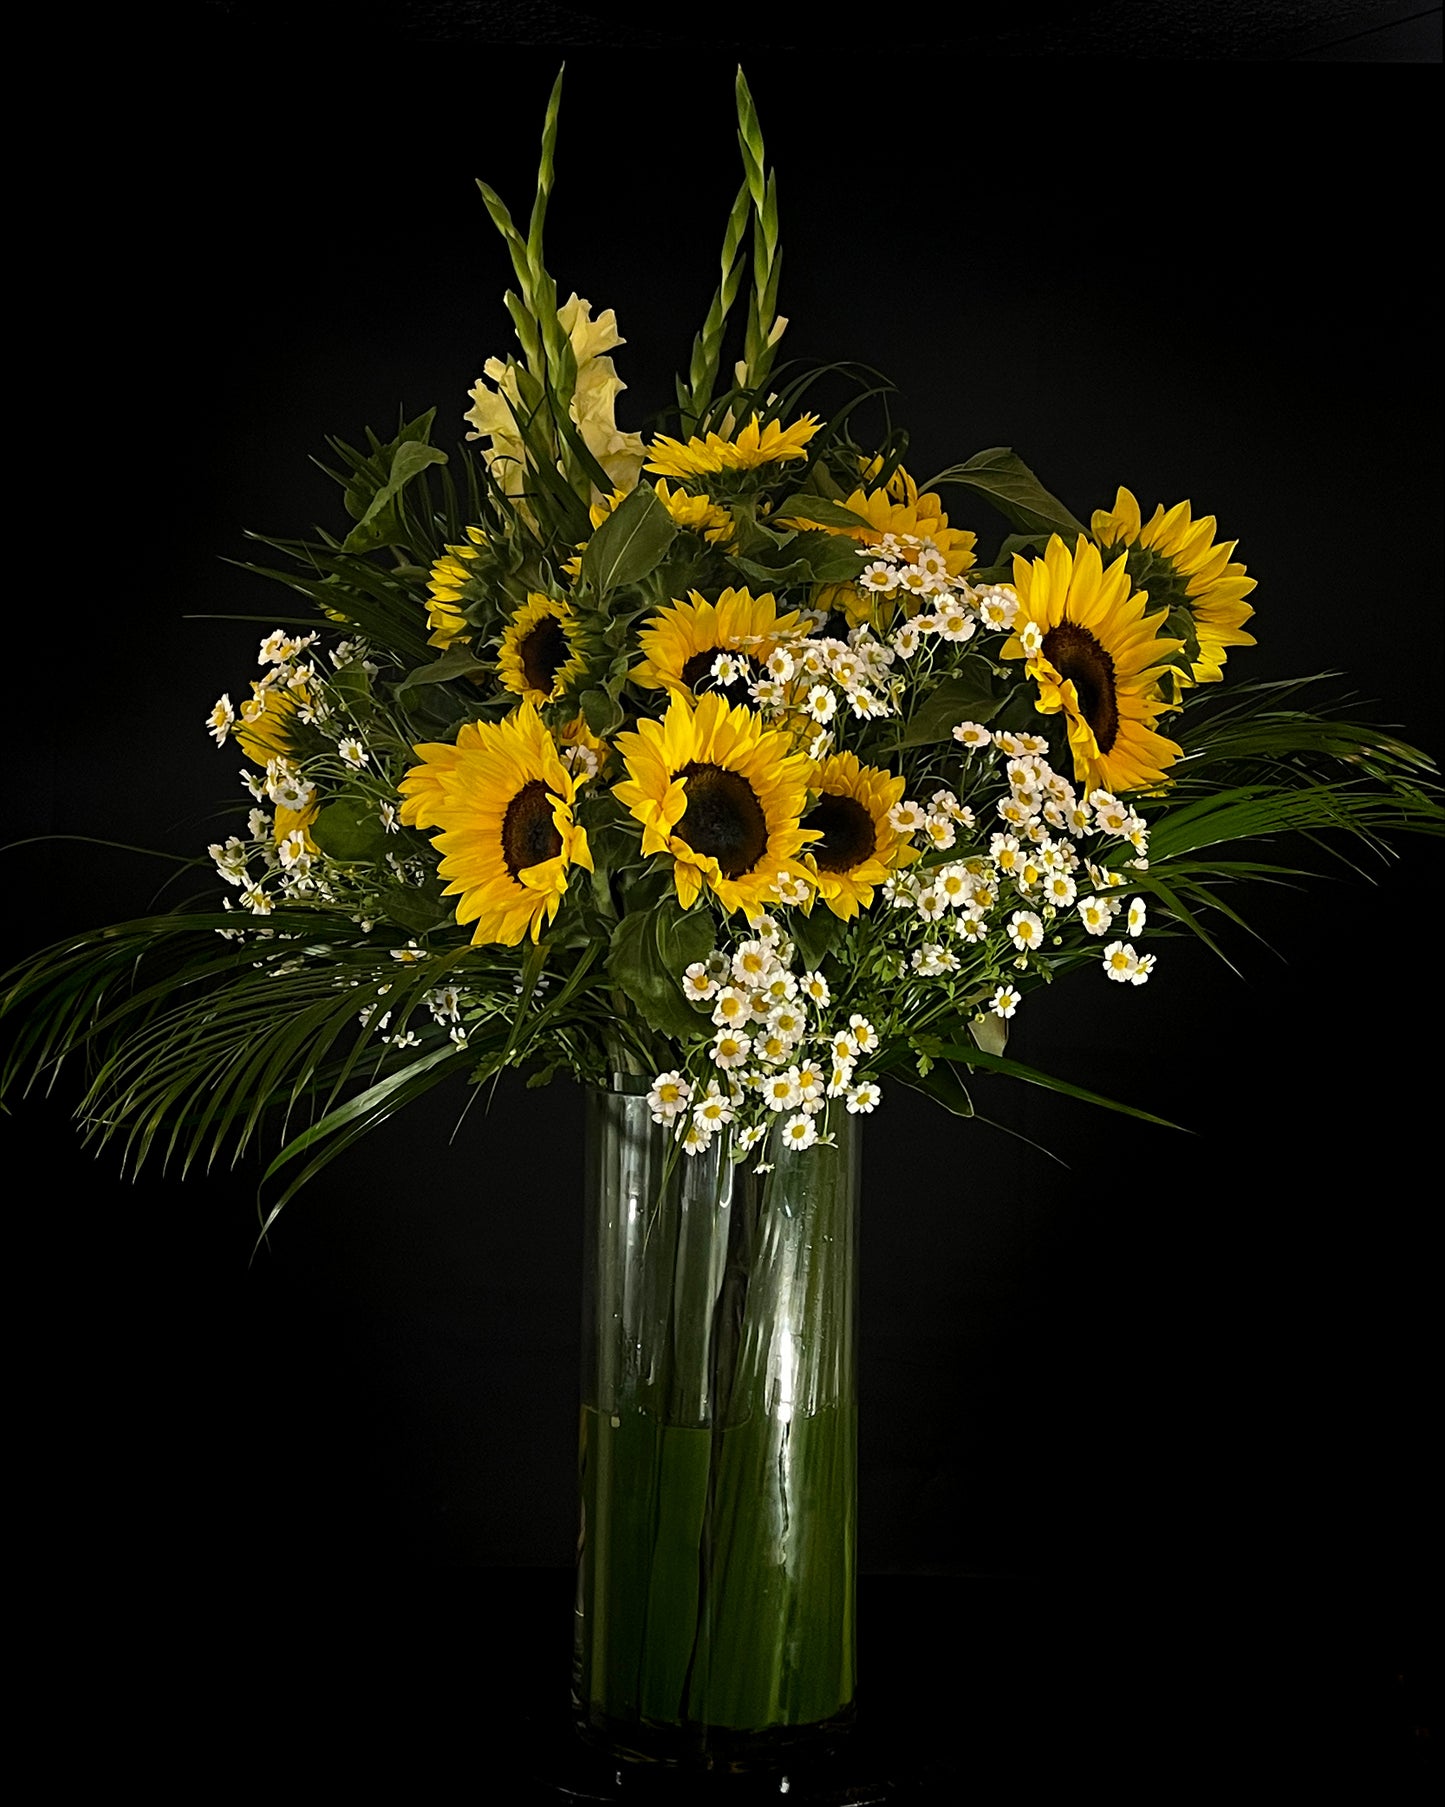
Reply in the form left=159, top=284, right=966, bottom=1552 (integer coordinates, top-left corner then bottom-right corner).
left=520, top=614, right=570, bottom=697
left=501, top=779, right=563, bottom=878
left=1042, top=622, right=1120, bottom=754
left=681, top=646, right=763, bottom=710
left=803, top=792, right=876, bottom=874
left=672, top=762, right=768, bottom=879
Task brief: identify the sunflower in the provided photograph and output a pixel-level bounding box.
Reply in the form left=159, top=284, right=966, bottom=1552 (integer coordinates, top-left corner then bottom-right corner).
left=498, top=594, right=590, bottom=707
left=631, top=587, right=804, bottom=707
left=1091, top=488, right=1256, bottom=685
left=424, top=527, right=487, bottom=650
left=235, top=680, right=307, bottom=767
left=612, top=692, right=818, bottom=916
left=590, top=479, right=735, bottom=546
left=398, top=703, right=592, bottom=945
left=644, top=414, right=820, bottom=481
left=1003, top=534, right=1184, bottom=794
left=781, top=466, right=977, bottom=628
left=802, top=751, right=920, bottom=919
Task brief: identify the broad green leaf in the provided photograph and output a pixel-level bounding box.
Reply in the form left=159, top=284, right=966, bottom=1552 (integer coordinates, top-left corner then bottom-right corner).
left=342, top=436, right=448, bottom=552
left=930, top=448, right=1084, bottom=540
left=580, top=485, right=678, bottom=595
left=395, top=646, right=491, bottom=692
left=897, top=662, right=1003, bottom=746
left=377, top=885, right=449, bottom=935
left=605, top=906, right=704, bottom=1041
left=773, top=494, right=872, bottom=530
left=969, top=1013, right=1009, bottom=1057
left=310, top=797, right=391, bottom=862
left=581, top=686, right=625, bottom=736
left=789, top=907, right=844, bottom=972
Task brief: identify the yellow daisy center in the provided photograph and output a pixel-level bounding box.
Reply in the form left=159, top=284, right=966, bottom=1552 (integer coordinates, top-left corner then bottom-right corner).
left=803, top=793, right=877, bottom=875
left=672, top=763, right=769, bottom=878
left=502, top=780, right=563, bottom=877
left=1042, top=622, right=1120, bottom=755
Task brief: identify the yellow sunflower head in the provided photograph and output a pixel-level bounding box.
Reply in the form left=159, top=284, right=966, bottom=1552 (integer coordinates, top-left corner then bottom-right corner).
left=498, top=593, right=590, bottom=708
left=780, top=465, right=977, bottom=629
left=424, top=527, right=488, bottom=651
left=1004, top=534, right=1185, bottom=794
left=802, top=750, right=920, bottom=919
left=611, top=691, right=818, bottom=917
left=631, top=587, right=804, bottom=706
left=235, top=680, right=306, bottom=768
left=398, top=703, right=593, bottom=946
left=589, top=479, right=734, bottom=547
left=1092, top=487, right=1257, bottom=686
left=644, top=413, right=821, bottom=481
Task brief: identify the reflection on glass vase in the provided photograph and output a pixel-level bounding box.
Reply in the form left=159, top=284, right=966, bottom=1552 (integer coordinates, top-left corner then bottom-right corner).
left=575, top=1078, right=860, bottom=1771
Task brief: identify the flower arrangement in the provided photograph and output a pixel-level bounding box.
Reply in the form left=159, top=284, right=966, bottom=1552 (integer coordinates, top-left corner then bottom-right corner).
left=5, top=70, right=1440, bottom=1236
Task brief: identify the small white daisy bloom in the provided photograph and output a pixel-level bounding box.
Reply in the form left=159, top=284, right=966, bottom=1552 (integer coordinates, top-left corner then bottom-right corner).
left=711, top=1029, right=752, bottom=1069
left=888, top=800, right=927, bottom=835
left=712, top=987, right=753, bottom=1029
left=991, top=985, right=1022, bottom=1019
left=207, top=695, right=236, bottom=746
left=683, top=962, right=719, bottom=1003
left=1009, top=910, right=1044, bottom=951
left=781, top=1111, right=819, bottom=1149
left=1127, top=897, right=1148, bottom=937
left=848, top=1015, right=879, bottom=1056
left=1102, top=941, right=1141, bottom=983
left=647, top=1071, right=693, bottom=1120
left=845, top=1081, right=881, bottom=1114
left=801, top=970, right=830, bottom=1007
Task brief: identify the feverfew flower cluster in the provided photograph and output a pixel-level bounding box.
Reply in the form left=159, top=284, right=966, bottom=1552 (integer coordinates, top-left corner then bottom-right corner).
left=648, top=913, right=882, bottom=1165
left=205, top=629, right=414, bottom=920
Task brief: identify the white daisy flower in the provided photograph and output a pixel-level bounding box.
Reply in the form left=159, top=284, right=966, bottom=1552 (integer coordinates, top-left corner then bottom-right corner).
left=801, top=970, right=831, bottom=1007
left=781, top=1111, right=819, bottom=1149
left=916, top=886, right=947, bottom=922
left=763, top=1069, right=804, bottom=1113
left=936, top=605, right=975, bottom=643
left=804, top=684, right=837, bottom=724
left=712, top=987, right=753, bottom=1029
left=860, top=559, right=900, bottom=593
left=888, top=800, right=928, bottom=835
left=680, top=1118, right=714, bottom=1155
left=694, top=1085, right=735, bottom=1131
left=975, top=586, right=1019, bottom=631
left=206, top=695, right=236, bottom=746
left=990, top=985, right=1022, bottom=1019
left=1044, top=872, right=1078, bottom=907
left=951, top=720, right=992, bottom=751
left=1102, top=941, right=1141, bottom=983
left=1130, top=952, right=1156, bottom=985
left=845, top=1081, right=881, bottom=1114
left=923, top=815, right=957, bottom=852
left=1127, top=897, right=1148, bottom=937
left=1009, top=910, right=1045, bottom=951
left=736, top=1123, right=768, bottom=1154
left=711, top=1029, right=752, bottom=1069
left=848, top=1015, right=879, bottom=1056
left=683, top=962, right=719, bottom=1003
left=827, top=1057, right=857, bottom=1096
left=647, top=1071, right=694, bottom=1120
left=337, top=737, right=367, bottom=769
left=891, top=622, right=923, bottom=659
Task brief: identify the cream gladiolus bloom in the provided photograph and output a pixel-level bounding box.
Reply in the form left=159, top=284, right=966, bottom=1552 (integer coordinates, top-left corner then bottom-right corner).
left=464, top=294, right=646, bottom=504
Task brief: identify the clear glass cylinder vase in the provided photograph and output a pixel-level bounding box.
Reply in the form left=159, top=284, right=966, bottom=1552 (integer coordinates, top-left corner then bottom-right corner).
left=574, top=1078, right=859, bottom=1770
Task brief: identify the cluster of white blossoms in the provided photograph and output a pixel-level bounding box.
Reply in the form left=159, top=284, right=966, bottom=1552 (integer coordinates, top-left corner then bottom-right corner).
left=875, top=727, right=1157, bottom=1018
left=646, top=914, right=882, bottom=1164
left=204, top=630, right=401, bottom=920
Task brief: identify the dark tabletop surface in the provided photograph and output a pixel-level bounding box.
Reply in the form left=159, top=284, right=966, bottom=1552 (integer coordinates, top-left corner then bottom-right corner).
left=141, top=1569, right=1433, bottom=1802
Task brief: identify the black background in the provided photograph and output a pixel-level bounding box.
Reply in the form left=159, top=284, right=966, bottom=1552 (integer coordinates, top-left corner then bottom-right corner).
left=11, top=27, right=1440, bottom=1788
